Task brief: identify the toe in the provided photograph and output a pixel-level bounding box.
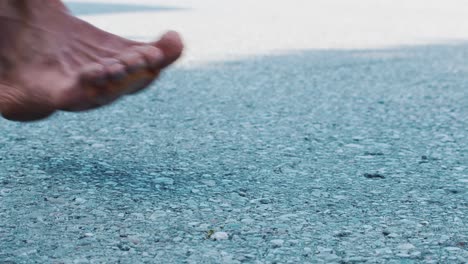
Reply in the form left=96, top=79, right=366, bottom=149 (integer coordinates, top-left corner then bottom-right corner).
left=80, top=63, right=106, bottom=86
left=117, top=51, right=147, bottom=73
left=131, top=45, right=164, bottom=72
left=120, top=71, right=159, bottom=95
left=57, top=36, right=175, bottom=113
left=60, top=62, right=113, bottom=111
left=100, top=58, right=127, bottom=82
left=124, top=74, right=159, bottom=95
left=152, top=31, right=184, bottom=67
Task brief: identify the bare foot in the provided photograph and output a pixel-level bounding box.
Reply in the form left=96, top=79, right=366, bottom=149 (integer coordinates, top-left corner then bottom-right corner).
left=0, top=1, right=183, bottom=121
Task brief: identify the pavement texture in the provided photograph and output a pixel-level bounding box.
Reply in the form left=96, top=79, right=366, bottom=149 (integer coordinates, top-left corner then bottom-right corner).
left=1, top=1, right=468, bottom=264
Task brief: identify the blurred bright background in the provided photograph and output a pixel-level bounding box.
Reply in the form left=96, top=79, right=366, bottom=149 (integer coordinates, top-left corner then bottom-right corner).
left=64, top=0, right=468, bottom=66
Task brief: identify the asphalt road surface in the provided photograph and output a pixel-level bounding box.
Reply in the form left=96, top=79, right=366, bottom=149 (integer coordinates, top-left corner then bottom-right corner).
left=0, top=1, right=467, bottom=263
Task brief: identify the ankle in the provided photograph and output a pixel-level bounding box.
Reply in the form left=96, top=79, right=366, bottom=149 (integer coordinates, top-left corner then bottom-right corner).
left=0, top=0, right=67, bottom=18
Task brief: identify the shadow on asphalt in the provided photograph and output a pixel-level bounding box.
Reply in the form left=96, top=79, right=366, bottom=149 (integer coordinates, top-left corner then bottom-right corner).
left=66, top=1, right=186, bottom=16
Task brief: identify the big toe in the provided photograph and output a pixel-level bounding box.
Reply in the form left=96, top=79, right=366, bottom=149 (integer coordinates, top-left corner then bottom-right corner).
left=153, top=31, right=184, bottom=68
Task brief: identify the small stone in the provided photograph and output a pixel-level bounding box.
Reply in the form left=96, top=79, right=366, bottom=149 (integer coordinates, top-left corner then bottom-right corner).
left=289, top=239, right=299, bottom=245
left=250, top=198, right=269, bottom=204
left=202, top=180, right=216, bottom=187
left=237, top=191, right=247, bottom=197
left=149, top=211, right=167, bottom=220
left=316, top=246, right=333, bottom=253
left=173, top=237, right=183, bottom=242
left=364, top=173, right=385, bottom=179
left=224, top=223, right=241, bottom=231
left=322, top=253, right=340, bottom=262
left=241, top=254, right=256, bottom=260
left=271, top=239, right=284, bottom=247
left=118, top=244, right=131, bottom=251
left=375, top=247, right=393, bottom=255
left=444, top=247, right=460, bottom=251
left=333, top=230, right=352, bottom=238
left=278, top=213, right=298, bottom=221
left=437, top=235, right=450, bottom=245
left=398, top=243, right=416, bottom=252
left=188, top=222, right=199, bottom=227
left=198, top=223, right=210, bottom=230
left=73, top=258, right=89, bottom=263
left=396, top=253, right=410, bottom=258
left=129, top=236, right=141, bottom=245
left=211, top=232, right=229, bottom=240
left=420, top=221, right=429, bottom=226
left=345, top=143, right=364, bottom=149
left=91, top=143, right=105, bottom=148
left=130, top=213, right=145, bottom=220
left=241, top=218, right=255, bottom=224
left=73, top=197, right=86, bottom=204
left=364, top=151, right=384, bottom=156
left=153, top=177, right=174, bottom=185
left=346, top=256, right=368, bottom=262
